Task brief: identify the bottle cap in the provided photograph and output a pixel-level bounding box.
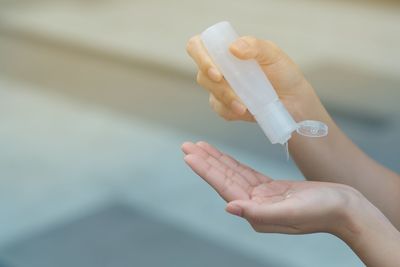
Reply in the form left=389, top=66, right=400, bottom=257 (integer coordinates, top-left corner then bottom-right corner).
left=296, top=120, right=328, bottom=137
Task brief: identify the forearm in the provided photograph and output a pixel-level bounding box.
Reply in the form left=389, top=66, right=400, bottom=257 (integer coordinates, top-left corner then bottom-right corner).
left=336, top=193, right=400, bottom=267
left=287, top=84, right=400, bottom=227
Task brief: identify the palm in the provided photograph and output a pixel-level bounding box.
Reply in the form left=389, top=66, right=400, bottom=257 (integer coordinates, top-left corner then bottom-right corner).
left=183, top=141, right=318, bottom=202
left=182, top=141, right=346, bottom=233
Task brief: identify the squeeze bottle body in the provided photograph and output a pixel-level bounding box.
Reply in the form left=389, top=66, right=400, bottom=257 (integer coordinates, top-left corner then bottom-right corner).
left=201, top=21, right=298, bottom=144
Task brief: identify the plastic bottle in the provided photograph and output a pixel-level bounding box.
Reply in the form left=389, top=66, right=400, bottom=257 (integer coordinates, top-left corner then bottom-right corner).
left=201, top=21, right=299, bottom=144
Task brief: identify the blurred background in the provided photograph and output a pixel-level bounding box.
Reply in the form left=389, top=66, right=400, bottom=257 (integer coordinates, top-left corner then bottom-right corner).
left=0, top=0, right=399, bottom=266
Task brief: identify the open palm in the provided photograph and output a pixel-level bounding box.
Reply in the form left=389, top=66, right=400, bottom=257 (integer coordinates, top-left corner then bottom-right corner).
left=182, top=141, right=353, bottom=234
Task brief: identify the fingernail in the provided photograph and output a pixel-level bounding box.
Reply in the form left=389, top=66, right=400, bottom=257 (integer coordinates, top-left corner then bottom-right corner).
left=231, top=100, right=247, bottom=115
left=227, top=204, right=243, bottom=217
left=232, top=39, right=249, bottom=51
left=207, top=68, right=222, bottom=82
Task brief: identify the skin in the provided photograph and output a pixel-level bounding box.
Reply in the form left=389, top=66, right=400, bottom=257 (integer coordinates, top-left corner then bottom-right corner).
left=186, top=35, right=400, bottom=227
left=182, top=141, right=400, bottom=266
left=185, top=35, right=400, bottom=265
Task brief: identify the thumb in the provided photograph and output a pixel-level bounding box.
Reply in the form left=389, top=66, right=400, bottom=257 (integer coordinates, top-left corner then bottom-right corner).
left=226, top=199, right=294, bottom=225
left=229, top=36, right=285, bottom=66
left=225, top=200, right=259, bottom=219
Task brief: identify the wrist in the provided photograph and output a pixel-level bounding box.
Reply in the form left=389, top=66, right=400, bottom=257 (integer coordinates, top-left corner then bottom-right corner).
left=331, top=187, right=400, bottom=266
left=283, top=82, right=330, bottom=124
left=329, top=186, right=367, bottom=240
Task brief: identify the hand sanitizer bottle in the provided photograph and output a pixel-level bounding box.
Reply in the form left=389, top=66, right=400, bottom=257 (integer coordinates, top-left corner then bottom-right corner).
left=201, top=21, right=300, bottom=144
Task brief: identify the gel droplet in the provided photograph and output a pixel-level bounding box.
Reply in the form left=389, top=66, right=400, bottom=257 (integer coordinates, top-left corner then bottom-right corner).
left=284, top=141, right=290, bottom=161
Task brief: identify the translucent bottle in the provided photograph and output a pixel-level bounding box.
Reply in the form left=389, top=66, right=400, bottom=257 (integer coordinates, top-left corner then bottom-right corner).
left=199, top=21, right=328, bottom=150
left=201, top=21, right=298, bottom=145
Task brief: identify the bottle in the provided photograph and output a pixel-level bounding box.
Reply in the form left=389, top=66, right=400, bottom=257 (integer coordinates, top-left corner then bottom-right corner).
left=201, top=21, right=298, bottom=145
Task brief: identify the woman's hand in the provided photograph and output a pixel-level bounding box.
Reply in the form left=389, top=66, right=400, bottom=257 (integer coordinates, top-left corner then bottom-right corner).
left=186, top=35, right=317, bottom=122
left=181, top=141, right=357, bottom=235
left=187, top=34, right=400, bottom=231
left=181, top=141, right=400, bottom=266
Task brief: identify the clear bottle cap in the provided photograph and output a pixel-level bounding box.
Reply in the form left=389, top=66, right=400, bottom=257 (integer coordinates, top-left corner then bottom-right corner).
left=296, top=120, right=328, bottom=137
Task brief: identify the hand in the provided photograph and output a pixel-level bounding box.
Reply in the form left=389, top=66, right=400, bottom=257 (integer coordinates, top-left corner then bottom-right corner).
left=182, top=142, right=400, bottom=266
left=181, top=141, right=358, bottom=235
left=186, top=35, right=316, bottom=122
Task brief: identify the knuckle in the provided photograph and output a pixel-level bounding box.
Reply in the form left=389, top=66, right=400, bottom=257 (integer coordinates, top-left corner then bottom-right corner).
left=219, top=89, right=229, bottom=102
left=209, top=93, right=214, bottom=102
left=219, top=107, right=233, bottom=120
left=222, top=112, right=235, bottom=121
left=186, top=35, right=199, bottom=54
left=196, top=71, right=203, bottom=84
left=209, top=95, right=236, bottom=121
left=209, top=94, right=216, bottom=108
left=259, top=39, right=284, bottom=64
left=242, top=35, right=257, bottom=46
left=264, top=40, right=282, bottom=55
left=263, top=39, right=278, bottom=49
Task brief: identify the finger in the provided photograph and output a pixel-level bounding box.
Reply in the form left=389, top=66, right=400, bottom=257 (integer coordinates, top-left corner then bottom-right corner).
left=226, top=200, right=300, bottom=233
left=186, top=35, right=223, bottom=82
left=182, top=141, right=227, bottom=173
left=225, top=200, right=256, bottom=217
left=196, top=140, right=268, bottom=185
left=209, top=94, right=251, bottom=121
left=182, top=142, right=252, bottom=192
left=184, top=154, right=250, bottom=201
left=228, top=199, right=298, bottom=226
left=182, top=142, right=231, bottom=174
left=197, top=71, right=247, bottom=115
left=196, top=141, right=272, bottom=185
left=182, top=142, right=258, bottom=191
left=229, top=36, right=286, bottom=65
left=181, top=141, right=206, bottom=156
left=225, top=201, right=300, bottom=233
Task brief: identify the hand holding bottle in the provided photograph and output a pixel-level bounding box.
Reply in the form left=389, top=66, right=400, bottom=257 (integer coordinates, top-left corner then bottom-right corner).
left=186, top=31, right=323, bottom=123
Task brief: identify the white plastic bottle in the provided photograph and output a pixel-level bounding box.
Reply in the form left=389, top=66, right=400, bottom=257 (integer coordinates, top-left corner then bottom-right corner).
left=201, top=21, right=298, bottom=145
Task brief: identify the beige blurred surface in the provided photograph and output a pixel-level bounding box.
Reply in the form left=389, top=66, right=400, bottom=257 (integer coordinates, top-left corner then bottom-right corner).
left=0, top=0, right=399, bottom=165
left=1, top=0, right=400, bottom=115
